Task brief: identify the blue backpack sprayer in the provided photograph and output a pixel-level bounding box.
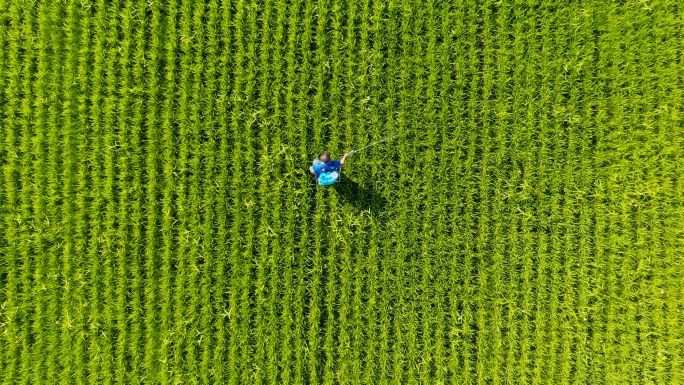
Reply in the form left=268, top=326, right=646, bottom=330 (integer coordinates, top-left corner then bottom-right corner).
left=314, top=133, right=398, bottom=186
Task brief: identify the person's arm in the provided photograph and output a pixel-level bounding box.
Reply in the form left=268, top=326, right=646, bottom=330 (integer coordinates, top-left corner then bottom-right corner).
left=310, top=158, right=319, bottom=175
left=340, top=152, right=352, bottom=165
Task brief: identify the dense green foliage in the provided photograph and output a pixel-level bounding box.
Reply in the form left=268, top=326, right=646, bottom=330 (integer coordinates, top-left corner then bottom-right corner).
left=1, top=0, right=683, bottom=383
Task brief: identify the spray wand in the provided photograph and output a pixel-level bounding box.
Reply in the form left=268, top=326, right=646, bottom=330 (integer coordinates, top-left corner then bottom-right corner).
left=339, top=133, right=398, bottom=183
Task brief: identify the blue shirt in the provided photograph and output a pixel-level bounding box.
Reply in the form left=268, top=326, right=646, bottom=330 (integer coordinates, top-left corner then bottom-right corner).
left=312, top=159, right=341, bottom=177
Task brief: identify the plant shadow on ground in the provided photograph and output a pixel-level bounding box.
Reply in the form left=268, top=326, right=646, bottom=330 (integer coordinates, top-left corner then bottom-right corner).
left=332, top=176, right=388, bottom=215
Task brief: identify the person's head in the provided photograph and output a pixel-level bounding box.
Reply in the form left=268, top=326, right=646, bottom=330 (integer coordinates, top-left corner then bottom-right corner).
left=320, top=151, right=331, bottom=163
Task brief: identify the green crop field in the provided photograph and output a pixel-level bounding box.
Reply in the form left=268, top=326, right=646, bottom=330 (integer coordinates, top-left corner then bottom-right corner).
left=1, top=0, right=683, bottom=383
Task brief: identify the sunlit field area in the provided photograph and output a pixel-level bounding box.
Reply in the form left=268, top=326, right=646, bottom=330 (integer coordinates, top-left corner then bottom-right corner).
left=1, top=0, right=683, bottom=383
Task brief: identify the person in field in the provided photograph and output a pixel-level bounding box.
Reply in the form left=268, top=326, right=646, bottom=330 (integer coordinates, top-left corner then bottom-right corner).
left=309, top=150, right=352, bottom=186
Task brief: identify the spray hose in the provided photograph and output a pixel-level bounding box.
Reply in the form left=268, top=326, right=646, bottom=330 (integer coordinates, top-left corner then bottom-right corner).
left=349, top=133, right=398, bottom=154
